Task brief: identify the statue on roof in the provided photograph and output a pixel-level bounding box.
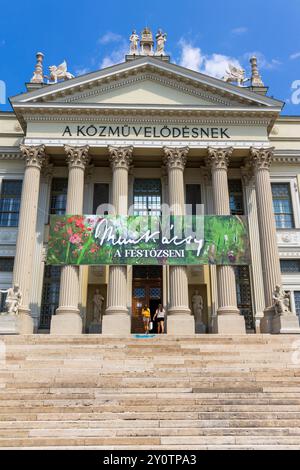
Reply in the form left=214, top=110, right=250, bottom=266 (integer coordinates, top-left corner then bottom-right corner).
left=47, top=60, right=75, bottom=84
left=155, top=30, right=167, bottom=56
left=129, top=30, right=139, bottom=55
left=223, top=64, right=248, bottom=87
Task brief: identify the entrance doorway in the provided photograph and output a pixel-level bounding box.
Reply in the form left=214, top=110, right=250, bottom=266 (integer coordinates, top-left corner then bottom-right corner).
left=132, top=266, right=163, bottom=333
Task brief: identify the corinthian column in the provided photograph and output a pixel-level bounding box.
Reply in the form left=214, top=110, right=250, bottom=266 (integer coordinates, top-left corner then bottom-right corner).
left=163, top=147, right=194, bottom=335
left=207, top=147, right=246, bottom=334
left=50, top=145, right=90, bottom=335
left=102, top=146, right=133, bottom=335
left=12, top=145, right=48, bottom=333
left=250, top=147, right=300, bottom=333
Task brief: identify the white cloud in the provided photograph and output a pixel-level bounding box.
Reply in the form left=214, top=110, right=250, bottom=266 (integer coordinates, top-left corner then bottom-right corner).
left=100, top=41, right=128, bottom=68
left=179, top=39, right=242, bottom=79
left=98, top=32, right=123, bottom=45
left=290, top=52, right=300, bottom=60
left=178, top=40, right=204, bottom=71
left=244, top=51, right=281, bottom=69
left=231, top=27, right=248, bottom=35
left=75, top=67, right=90, bottom=76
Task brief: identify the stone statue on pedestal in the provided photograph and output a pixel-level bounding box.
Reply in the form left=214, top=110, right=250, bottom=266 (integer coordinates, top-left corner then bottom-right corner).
left=129, top=30, right=139, bottom=55
left=192, top=290, right=204, bottom=323
left=155, top=30, right=167, bottom=55
left=273, top=285, right=291, bottom=317
left=93, top=289, right=104, bottom=322
left=0, top=284, right=22, bottom=316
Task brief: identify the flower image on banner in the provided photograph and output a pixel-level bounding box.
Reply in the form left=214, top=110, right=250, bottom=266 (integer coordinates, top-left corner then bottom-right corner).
left=47, top=215, right=250, bottom=266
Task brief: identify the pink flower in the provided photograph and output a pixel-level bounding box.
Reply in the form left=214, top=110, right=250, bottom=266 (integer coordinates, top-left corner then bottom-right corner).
left=69, top=233, right=82, bottom=245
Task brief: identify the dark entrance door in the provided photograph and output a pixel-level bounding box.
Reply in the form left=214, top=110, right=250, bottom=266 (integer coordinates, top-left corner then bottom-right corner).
left=132, top=266, right=162, bottom=333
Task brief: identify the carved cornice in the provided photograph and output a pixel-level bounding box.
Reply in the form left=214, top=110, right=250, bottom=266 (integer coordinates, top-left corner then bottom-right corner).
left=163, top=146, right=189, bottom=171
left=207, top=147, right=233, bottom=171
left=64, top=145, right=90, bottom=170
left=20, top=144, right=48, bottom=170
left=250, top=147, right=275, bottom=171
left=23, top=113, right=272, bottom=127
left=108, top=146, right=133, bottom=171
left=0, top=153, right=23, bottom=160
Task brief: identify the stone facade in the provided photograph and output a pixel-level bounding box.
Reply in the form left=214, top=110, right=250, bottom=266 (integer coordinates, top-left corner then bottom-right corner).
left=1, top=54, right=300, bottom=335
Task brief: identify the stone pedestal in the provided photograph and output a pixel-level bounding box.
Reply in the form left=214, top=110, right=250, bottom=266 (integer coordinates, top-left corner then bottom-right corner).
left=213, top=315, right=246, bottom=334
left=50, top=313, right=82, bottom=335
left=89, top=321, right=102, bottom=334
left=260, top=307, right=274, bottom=334
left=167, top=315, right=195, bottom=335
left=0, top=312, right=34, bottom=335
left=102, top=314, right=131, bottom=336
left=272, top=314, right=300, bottom=334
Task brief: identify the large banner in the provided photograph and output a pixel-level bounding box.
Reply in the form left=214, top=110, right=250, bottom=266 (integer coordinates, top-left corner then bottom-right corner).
left=47, top=215, right=250, bottom=266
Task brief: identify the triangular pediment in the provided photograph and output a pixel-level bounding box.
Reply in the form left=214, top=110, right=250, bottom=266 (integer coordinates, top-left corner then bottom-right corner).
left=11, top=57, right=284, bottom=110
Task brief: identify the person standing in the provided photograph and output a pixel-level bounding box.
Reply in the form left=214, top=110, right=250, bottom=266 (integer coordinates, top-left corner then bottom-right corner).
left=142, top=304, right=151, bottom=334
left=154, top=304, right=165, bottom=334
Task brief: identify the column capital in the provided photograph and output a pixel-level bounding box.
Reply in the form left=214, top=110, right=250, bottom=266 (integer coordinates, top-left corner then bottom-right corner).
left=64, top=145, right=90, bottom=170
left=250, top=147, right=275, bottom=171
left=20, top=144, right=48, bottom=170
left=108, top=146, right=133, bottom=171
left=207, top=147, right=233, bottom=171
left=163, top=146, right=189, bottom=171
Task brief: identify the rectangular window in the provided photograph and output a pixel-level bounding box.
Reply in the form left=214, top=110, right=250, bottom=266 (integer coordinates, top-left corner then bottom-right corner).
left=0, top=291, right=7, bottom=312
left=229, top=180, right=244, bottom=215
left=0, top=180, right=22, bottom=227
left=271, top=183, right=294, bottom=229
left=49, top=178, right=68, bottom=216
left=280, top=259, right=300, bottom=273
left=93, top=183, right=109, bottom=214
left=40, top=266, right=61, bottom=329
left=0, top=257, right=14, bottom=272
left=133, top=179, right=161, bottom=216
left=293, top=291, right=300, bottom=325
left=186, top=184, right=201, bottom=215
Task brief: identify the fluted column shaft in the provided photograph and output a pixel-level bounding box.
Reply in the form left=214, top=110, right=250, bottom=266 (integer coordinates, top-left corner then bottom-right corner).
left=250, top=147, right=281, bottom=307
left=56, top=146, right=90, bottom=315
left=208, top=147, right=240, bottom=316
left=163, top=147, right=191, bottom=317
left=13, top=145, right=48, bottom=315
left=105, top=146, right=133, bottom=317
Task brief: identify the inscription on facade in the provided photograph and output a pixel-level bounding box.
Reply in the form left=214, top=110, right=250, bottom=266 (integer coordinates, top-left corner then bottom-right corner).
left=62, top=124, right=231, bottom=140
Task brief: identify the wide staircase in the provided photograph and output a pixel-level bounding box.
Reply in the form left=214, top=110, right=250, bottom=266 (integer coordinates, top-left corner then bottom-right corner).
left=0, top=334, right=300, bottom=449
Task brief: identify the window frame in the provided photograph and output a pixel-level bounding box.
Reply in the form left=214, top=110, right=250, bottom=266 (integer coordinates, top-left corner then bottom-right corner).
left=271, top=178, right=299, bottom=229
left=0, top=178, right=23, bottom=227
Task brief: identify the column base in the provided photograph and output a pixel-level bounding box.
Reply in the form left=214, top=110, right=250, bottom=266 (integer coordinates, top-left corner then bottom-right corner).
left=260, top=307, right=274, bottom=334
left=167, top=314, right=195, bottom=335
left=50, top=312, right=82, bottom=335
left=272, top=314, right=300, bottom=334
left=212, top=314, right=246, bottom=334
left=102, top=313, right=131, bottom=335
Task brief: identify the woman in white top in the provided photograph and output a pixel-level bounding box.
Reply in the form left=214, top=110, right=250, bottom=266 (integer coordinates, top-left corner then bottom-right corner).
left=154, top=304, right=165, bottom=334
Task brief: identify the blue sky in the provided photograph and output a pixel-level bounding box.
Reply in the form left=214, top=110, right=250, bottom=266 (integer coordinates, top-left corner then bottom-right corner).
left=0, top=0, right=299, bottom=114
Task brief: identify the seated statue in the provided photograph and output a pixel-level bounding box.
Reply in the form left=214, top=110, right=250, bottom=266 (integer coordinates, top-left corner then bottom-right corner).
left=273, top=285, right=291, bottom=317
left=0, top=284, right=22, bottom=315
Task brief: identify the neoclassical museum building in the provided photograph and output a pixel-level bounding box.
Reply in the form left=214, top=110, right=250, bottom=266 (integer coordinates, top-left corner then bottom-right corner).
left=1, top=28, right=300, bottom=336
